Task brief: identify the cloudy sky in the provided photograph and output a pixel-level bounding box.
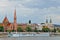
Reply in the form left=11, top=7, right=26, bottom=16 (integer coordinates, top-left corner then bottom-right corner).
left=0, top=0, right=60, bottom=24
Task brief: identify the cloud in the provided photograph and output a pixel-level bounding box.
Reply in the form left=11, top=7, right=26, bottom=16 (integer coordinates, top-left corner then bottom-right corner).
left=0, top=0, right=60, bottom=24
left=13, top=6, right=60, bottom=24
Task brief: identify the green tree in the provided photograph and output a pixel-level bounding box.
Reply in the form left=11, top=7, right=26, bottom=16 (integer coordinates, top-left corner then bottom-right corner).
left=25, top=27, right=32, bottom=32
left=42, top=27, right=50, bottom=32
left=17, top=27, right=23, bottom=32
left=53, top=28, right=56, bottom=33
left=7, top=30, right=11, bottom=32
left=0, top=26, right=4, bottom=32
left=12, top=30, right=15, bottom=32
left=34, top=27, right=38, bottom=32
left=57, top=30, right=60, bottom=32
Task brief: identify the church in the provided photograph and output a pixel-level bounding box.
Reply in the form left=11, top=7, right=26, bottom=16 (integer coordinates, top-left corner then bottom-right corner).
left=2, top=9, right=17, bottom=32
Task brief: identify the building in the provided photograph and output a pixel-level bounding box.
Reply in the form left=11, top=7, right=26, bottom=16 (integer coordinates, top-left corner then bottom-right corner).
left=2, top=9, right=17, bottom=32
left=41, top=18, right=54, bottom=30
left=0, top=9, right=58, bottom=32
left=1, top=9, right=39, bottom=32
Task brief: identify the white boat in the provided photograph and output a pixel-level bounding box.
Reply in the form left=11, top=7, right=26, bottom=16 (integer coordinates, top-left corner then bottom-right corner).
left=8, top=33, right=50, bottom=37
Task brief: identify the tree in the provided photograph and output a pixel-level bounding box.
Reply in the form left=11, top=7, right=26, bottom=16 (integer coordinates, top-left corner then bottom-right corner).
left=34, top=27, right=38, bottom=32
left=12, top=30, right=15, bottom=32
left=25, top=27, right=32, bottom=32
left=17, top=27, right=23, bottom=32
left=52, top=28, right=56, bottom=33
left=0, top=26, right=4, bottom=32
left=7, top=30, right=11, bottom=32
left=58, top=30, right=60, bottom=32
left=42, top=26, right=50, bottom=32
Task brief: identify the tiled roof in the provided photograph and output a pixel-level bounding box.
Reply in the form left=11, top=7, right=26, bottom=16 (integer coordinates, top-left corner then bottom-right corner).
left=7, top=23, right=11, bottom=26
left=3, top=16, right=9, bottom=23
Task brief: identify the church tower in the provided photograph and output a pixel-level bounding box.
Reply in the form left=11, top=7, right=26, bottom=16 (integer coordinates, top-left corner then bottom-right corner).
left=46, top=18, right=48, bottom=23
left=29, top=20, right=31, bottom=24
left=50, top=18, right=52, bottom=24
left=13, top=9, right=17, bottom=32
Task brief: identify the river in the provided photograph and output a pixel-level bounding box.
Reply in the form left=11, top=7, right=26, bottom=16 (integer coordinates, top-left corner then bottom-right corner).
left=0, top=36, right=60, bottom=40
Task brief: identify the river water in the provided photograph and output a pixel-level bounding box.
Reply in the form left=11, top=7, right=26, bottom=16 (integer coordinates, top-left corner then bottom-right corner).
left=0, top=36, right=60, bottom=40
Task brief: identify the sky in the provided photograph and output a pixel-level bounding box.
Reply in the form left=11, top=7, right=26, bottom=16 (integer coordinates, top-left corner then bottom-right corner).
left=0, top=0, right=60, bottom=24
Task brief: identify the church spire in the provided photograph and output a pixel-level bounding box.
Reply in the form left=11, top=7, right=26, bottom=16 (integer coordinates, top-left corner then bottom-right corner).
left=14, top=8, right=17, bottom=32
left=50, top=18, right=52, bottom=23
left=46, top=18, right=48, bottom=23
left=14, top=9, right=16, bottom=23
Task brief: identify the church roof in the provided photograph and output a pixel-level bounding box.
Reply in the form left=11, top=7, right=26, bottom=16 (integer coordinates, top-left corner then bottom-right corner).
left=3, top=16, right=9, bottom=23
left=7, top=23, right=11, bottom=26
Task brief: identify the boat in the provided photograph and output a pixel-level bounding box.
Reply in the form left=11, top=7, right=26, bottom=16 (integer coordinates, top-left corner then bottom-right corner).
left=8, top=32, right=50, bottom=37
